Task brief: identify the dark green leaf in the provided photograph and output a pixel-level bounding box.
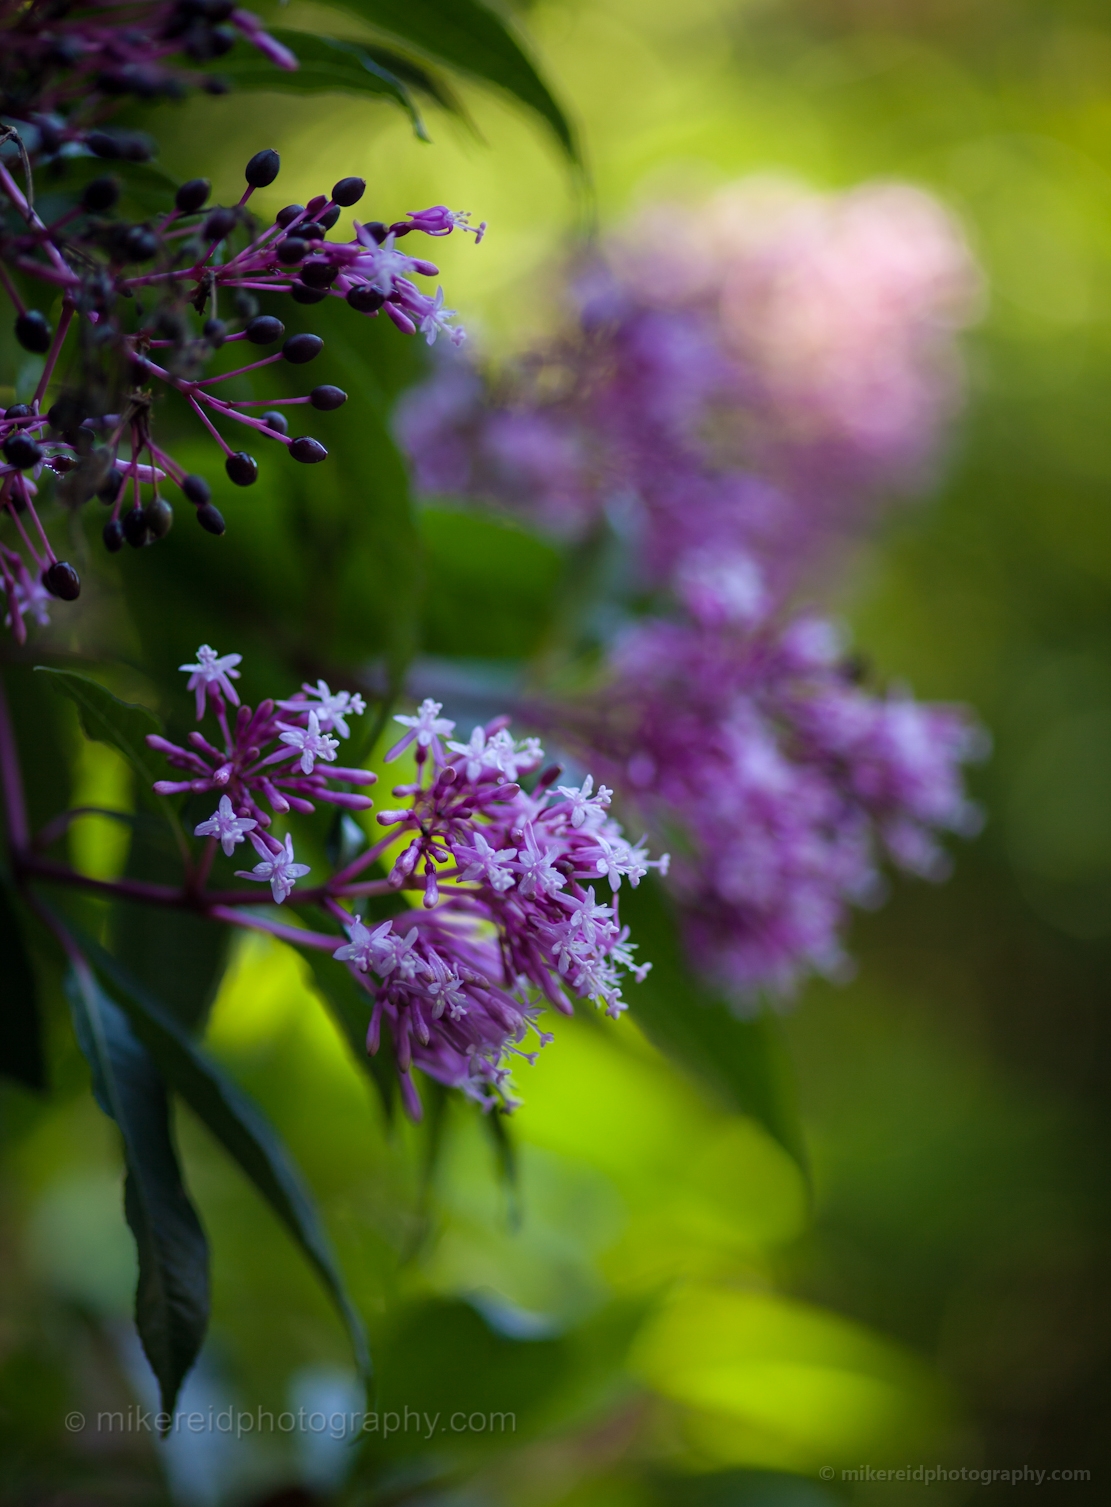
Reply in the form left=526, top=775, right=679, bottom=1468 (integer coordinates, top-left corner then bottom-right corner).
left=79, top=935, right=371, bottom=1381
left=299, top=944, right=396, bottom=1121
left=34, top=667, right=163, bottom=790
left=219, top=31, right=436, bottom=141
left=65, top=963, right=209, bottom=1416
left=619, top=876, right=809, bottom=1176
left=330, top=0, right=579, bottom=160
left=0, top=880, right=45, bottom=1091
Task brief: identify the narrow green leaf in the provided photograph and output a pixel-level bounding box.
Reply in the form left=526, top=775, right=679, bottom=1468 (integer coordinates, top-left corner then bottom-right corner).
left=34, top=666, right=163, bottom=789
left=80, top=936, right=371, bottom=1381
left=619, top=877, right=809, bottom=1176
left=331, top=0, right=579, bottom=160
left=66, top=965, right=209, bottom=1416
left=219, top=31, right=434, bottom=140
left=299, top=944, right=396, bottom=1122
left=0, top=880, right=45, bottom=1091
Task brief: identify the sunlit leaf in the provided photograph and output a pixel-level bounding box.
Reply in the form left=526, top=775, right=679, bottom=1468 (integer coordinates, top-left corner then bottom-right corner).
left=65, top=963, right=209, bottom=1417
left=0, top=880, right=45, bottom=1091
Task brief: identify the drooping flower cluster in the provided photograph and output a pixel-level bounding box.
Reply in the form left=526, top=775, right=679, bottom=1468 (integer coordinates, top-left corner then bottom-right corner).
left=562, top=614, right=984, bottom=1003
left=149, top=658, right=661, bottom=1113
left=395, top=178, right=986, bottom=1005
left=2, top=135, right=481, bottom=637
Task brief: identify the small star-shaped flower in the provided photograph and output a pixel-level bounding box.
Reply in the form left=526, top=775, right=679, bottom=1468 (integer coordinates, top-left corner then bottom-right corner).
left=235, top=832, right=310, bottom=904
left=277, top=710, right=339, bottom=774
left=386, top=698, right=456, bottom=763
left=193, top=794, right=257, bottom=856
left=179, top=644, right=242, bottom=720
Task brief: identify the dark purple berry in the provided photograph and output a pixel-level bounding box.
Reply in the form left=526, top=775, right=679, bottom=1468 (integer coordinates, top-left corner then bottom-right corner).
left=82, top=176, right=119, bottom=213
left=276, top=204, right=304, bottom=228
left=196, top=502, right=226, bottom=534
left=291, top=284, right=328, bottom=305
left=203, top=207, right=237, bottom=242
left=202, top=318, right=226, bottom=346
left=225, top=451, right=258, bottom=486
left=3, top=434, right=43, bottom=469
left=298, top=222, right=327, bottom=241
left=318, top=205, right=341, bottom=231
left=4, top=404, right=30, bottom=419
left=245, top=314, right=284, bottom=344
left=86, top=131, right=122, bottom=159
left=97, top=466, right=125, bottom=503
left=15, top=311, right=51, bottom=353
left=122, top=506, right=149, bottom=548
left=144, top=497, right=174, bottom=539
left=276, top=237, right=307, bottom=265
left=301, top=259, right=337, bottom=289
left=87, top=130, right=153, bottom=162
left=181, top=473, right=211, bottom=505
left=42, top=561, right=81, bottom=600
left=289, top=437, right=327, bottom=464
left=175, top=177, right=211, bottom=213
left=282, top=333, right=323, bottom=364
left=103, top=518, right=124, bottom=552
left=310, top=385, right=346, bottom=411
left=233, top=291, right=258, bottom=320
left=48, top=454, right=76, bottom=474
left=123, top=225, right=159, bottom=262
left=346, top=286, right=384, bottom=314
left=260, top=410, right=288, bottom=436
left=362, top=221, right=389, bottom=245
left=48, top=394, right=87, bottom=432
left=245, top=149, right=280, bottom=188
left=331, top=176, right=365, bottom=207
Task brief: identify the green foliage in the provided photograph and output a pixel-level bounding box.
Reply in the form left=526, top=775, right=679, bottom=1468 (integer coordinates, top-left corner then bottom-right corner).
left=34, top=667, right=164, bottom=799
left=65, top=962, right=209, bottom=1418
left=0, top=880, right=44, bottom=1091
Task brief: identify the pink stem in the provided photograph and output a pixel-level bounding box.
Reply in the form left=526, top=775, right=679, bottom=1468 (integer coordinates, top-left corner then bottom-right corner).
left=32, top=299, right=75, bottom=407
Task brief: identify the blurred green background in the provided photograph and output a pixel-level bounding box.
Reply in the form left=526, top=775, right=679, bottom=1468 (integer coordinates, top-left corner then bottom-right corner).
left=3, top=0, right=1111, bottom=1503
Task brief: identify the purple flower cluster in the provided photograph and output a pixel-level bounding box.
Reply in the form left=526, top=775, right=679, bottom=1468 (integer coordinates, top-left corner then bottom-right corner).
left=572, top=614, right=983, bottom=1002
left=396, top=178, right=986, bottom=1004
left=148, top=658, right=661, bottom=1113
left=1, top=136, right=481, bottom=634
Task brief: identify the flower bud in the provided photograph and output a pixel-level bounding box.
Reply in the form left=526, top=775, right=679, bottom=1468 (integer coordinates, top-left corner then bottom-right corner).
left=282, top=333, right=322, bottom=364
left=244, top=148, right=280, bottom=187
left=181, top=474, right=211, bottom=505
left=42, top=561, right=81, bottom=600
left=175, top=178, right=211, bottom=213
left=245, top=314, right=284, bottom=344
left=14, top=311, right=51, bottom=353
left=310, top=385, right=346, bottom=411
left=289, top=437, right=327, bottom=464
left=331, top=176, right=366, bottom=207
left=225, top=451, right=258, bottom=486
left=196, top=502, right=226, bottom=534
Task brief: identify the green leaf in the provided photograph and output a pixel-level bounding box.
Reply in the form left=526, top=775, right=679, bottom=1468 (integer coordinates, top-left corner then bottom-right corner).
left=0, top=880, right=45, bottom=1091
left=66, top=964, right=209, bottom=1416
left=219, top=31, right=439, bottom=141
left=80, top=935, right=371, bottom=1382
left=330, top=0, right=579, bottom=161
left=34, top=667, right=163, bottom=791
left=299, top=944, right=397, bottom=1121
left=619, top=876, right=809, bottom=1177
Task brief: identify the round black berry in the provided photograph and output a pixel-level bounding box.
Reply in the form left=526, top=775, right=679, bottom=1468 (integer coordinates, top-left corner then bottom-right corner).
left=245, top=148, right=280, bottom=188
left=15, top=311, right=52, bottom=353
left=202, top=318, right=226, bottom=347
left=103, top=518, right=124, bottom=553
left=3, top=434, right=43, bottom=469
left=362, top=221, right=389, bottom=245
left=233, top=291, right=259, bottom=320
left=346, top=286, right=384, bottom=314
left=318, top=205, right=341, bottom=231
left=175, top=177, right=211, bottom=213
left=289, top=437, right=327, bottom=464
left=123, top=224, right=159, bottom=262
left=225, top=451, right=258, bottom=486
left=204, top=206, right=237, bottom=242
left=122, top=506, right=149, bottom=548
left=276, top=204, right=304, bottom=228
left=196, top=502, right=226, bottom=534
left=331, top=175, right=366, bottom=207
left=48, top=394, right=88, bottom=433
left=181, top=473, right=211, bottom=505
left=276, top=236, right=307, bottom=265
left=291, top=284, right=328, bottom=305
left=282, top=333, right=323, bottom=364
left=97, top=466, right=125, bottom=503
left=144, top=497, right=174, bottom=539
left=310, top=384, right=347, bottom=411
left=4, top=405, right=30, bottom=419
left=300, top=259, right=337, bottom=289
left=245, top=314, right=284, bottom=344
left=42, top=561, right=81, bottom=600
left=82, top=176, right=119, bottom=213
left=86, top=131, right=121, bottom=159
left=261, top=410, right=288, bottom=436
left=298, top=222, right=327, bottom=241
